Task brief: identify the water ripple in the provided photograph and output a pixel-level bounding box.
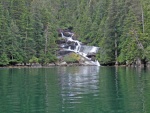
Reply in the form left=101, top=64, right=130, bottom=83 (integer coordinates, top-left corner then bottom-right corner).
left=58, top=66, right=100, bottom=111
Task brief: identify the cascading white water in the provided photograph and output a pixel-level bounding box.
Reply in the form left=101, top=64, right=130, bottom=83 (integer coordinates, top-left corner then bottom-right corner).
left=60, top=31, right=100, bottom=66
left=80, top=46, right=99, bottom=54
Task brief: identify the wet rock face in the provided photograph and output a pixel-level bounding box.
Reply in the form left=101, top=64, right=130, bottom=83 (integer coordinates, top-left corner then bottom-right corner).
left=57, top=28, right=78, bottom=40
left=56, top=39, right=66, bottom=44
left=56, top=28, right=100, bottom=66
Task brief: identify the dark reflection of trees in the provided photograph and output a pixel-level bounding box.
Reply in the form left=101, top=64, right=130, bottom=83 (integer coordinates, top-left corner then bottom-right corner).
left=0, top=68, right=61, bottom=113
left=94, top=67, right=150, bottom=113
left=1, top=67, right=150, bottom=113
left=116, top=67, right=150, bottom=113
left=97, top=67, right=125, bottom=112
left=136, top=67, right=150, bottom=113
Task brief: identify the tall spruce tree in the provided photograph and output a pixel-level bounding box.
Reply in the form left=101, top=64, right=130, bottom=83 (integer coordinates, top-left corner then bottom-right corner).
left=1, top=0, right=150, bottom=66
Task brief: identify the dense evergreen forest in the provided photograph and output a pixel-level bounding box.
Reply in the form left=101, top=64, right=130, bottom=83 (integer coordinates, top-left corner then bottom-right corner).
left=0, top=0, right=150, bottom=66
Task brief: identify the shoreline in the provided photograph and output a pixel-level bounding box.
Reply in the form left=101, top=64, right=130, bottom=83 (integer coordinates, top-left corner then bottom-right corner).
left=0, top=63, right=149, bottom=68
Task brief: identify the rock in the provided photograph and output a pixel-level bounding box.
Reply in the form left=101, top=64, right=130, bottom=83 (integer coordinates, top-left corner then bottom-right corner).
left=147, top=62, right=150, bottom=67
left=31, top=63, right=42, bottom=67
left=136, top=58, right=142, bottom=67
left=60, top=62, right=67, bottom=66
left=16, top=63, right=24, bottom=66
left=48, top=63, right=56, bottom=66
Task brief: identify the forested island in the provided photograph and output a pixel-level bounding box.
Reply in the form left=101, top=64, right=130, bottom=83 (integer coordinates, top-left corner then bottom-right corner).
left=0, top=0, right=150, bottom=67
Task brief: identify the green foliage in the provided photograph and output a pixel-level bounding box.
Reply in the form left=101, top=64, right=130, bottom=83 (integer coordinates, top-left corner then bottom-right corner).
left=29, top=56, right=39, bottom=63
left=1, top=0, right=150, bottom=66
left=145, top=46, right=150, bottom=60
left=38, top=51, right=57, bottom=65
left=63, top=53, right=80, bottom=63
left=0, top=53, right=9, bottom=66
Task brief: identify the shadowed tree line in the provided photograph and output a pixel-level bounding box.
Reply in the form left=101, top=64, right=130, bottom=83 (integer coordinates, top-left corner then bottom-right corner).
left=0, top=0, right=150, bottom=66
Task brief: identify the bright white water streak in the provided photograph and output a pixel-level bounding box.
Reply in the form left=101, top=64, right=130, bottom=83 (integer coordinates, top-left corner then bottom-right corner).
left=59, top=66, right=100, bottom=110
left=60, top=32, right=100, bottom=66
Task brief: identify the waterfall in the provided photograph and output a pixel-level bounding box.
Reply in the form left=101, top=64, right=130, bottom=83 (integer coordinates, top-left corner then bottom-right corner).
left=59, top=30, right=100, bottom=66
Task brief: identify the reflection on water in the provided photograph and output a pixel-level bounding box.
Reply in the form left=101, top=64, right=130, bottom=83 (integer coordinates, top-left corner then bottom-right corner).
left=1, top=67, right=150, bottom=113
left=59, top=66, right=99, bottom=95
left=57, top=66, right=99, bottom=112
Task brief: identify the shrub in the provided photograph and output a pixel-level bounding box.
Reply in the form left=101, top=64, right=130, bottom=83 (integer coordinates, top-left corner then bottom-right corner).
left=63, top=53, right=80, bottom=63
left=29, top=56, right=39, bottom=63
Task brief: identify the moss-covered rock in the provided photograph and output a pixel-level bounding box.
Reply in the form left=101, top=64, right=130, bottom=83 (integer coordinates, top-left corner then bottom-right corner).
left=63, top=53, right=81, bottom=63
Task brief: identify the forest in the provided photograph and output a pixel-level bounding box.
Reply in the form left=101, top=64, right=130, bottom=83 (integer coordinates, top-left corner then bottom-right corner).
left=0, top=0, right=150, bottom=66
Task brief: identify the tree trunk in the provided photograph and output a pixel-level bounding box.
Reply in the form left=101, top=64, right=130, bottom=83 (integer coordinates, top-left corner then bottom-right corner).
left=44, top=25, right=48, bottom=55
left=25, top=31, right=27, bottom=49
left=141, top=4, right=145, bottom=33
left=134, top=30, right=144, bottom=50
left=115, top=33, right=118, bottom=65
left=89, top=0, right=91, bottom=7
left=136, top=57, right=142, bottom=67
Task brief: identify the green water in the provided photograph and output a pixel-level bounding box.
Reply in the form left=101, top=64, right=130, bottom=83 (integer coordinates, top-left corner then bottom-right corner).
left=0, top=66, right=150, bottom=113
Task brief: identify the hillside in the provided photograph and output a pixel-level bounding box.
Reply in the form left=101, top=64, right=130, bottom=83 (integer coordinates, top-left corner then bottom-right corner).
left=0, top=0, right=150, bottom=66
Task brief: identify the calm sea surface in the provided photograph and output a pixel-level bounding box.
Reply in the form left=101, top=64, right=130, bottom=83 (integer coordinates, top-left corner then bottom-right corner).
left=0, top=66, right=150, bottom=113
